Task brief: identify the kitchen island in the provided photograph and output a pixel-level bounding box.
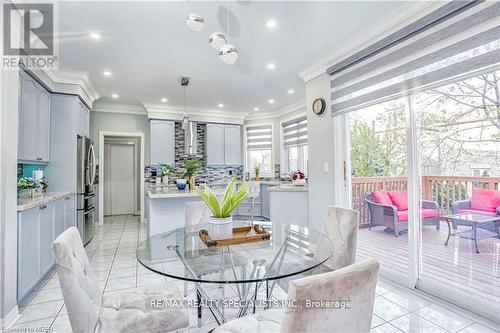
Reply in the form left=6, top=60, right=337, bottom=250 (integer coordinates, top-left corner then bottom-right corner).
left=269, top=184, right=309, bottom=227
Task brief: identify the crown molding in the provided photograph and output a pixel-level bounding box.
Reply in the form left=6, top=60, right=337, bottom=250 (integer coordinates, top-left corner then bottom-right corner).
left=143, top=103, right=246, bottom=125
left=93, top=102, right=146, bottom=115
left=298, top=1, right=442, bottom=82
left=244, top=100, right=306, bottom=122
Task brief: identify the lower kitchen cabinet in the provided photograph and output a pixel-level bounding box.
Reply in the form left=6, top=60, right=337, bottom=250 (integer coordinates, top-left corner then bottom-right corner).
left=17, top=196, right=75, bottom=301
left=260, top=184, right=271, bottom=219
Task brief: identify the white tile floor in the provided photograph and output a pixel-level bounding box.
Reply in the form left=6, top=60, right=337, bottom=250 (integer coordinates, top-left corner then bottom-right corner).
left=9, top=215, right=500, bottom=333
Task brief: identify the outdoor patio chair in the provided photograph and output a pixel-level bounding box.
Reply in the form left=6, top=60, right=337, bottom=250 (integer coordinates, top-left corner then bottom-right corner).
left=365, top=190, right=440, bottom=237
left=451, top=188, right=500, bottom=233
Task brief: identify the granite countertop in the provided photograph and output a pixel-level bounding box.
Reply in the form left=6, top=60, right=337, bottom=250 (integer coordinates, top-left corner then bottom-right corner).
left=268, top=184, right=308, bottom=192
left=146, top=185, right=226, bottom=199
left=18, top=191, right=74, bottom=211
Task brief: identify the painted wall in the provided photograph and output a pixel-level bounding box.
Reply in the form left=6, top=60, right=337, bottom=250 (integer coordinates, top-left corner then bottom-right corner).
left=305, top=73, right=336, bottom=232
left=90, top=112, right=150, bottom=164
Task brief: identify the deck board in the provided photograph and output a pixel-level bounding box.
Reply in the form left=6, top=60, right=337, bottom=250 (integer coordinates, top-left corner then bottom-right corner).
left=357, top=222, right=500, bottom=308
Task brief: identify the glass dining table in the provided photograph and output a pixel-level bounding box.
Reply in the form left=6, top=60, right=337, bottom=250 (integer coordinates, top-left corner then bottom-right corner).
left=137, top=221, right=333, bottom=326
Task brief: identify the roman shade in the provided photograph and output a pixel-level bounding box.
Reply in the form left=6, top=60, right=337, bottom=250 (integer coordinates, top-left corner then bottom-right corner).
left=329, top=1, right=500, bottom=114
left=246, top=125, right=272, bottom=150
left=283, top=116, right=307, bottom=148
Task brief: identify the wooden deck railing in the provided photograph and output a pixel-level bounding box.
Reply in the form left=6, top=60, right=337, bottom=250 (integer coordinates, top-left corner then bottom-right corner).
left=353, top=176, right=500, bottom=227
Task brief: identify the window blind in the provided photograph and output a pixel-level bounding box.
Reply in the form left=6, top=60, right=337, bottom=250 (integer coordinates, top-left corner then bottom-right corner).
left=246, top=125, right=272, bottom=150
left=283, top=116, right=307, bottom=148
left=330, top=1, right=500, bottom=114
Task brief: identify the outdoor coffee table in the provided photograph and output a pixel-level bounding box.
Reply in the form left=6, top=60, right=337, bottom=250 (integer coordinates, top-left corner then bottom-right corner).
left=442, top=213, right=500, bottom=253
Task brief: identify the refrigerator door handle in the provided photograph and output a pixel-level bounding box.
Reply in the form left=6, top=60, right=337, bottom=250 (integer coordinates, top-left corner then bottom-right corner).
left=89, top=144, right=96, bottom=186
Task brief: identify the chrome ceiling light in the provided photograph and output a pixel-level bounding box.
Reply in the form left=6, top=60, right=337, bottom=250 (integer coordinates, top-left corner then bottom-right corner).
left=209, top=32, right=227, bottom=50
left=186, top=13, right=205, bottom=32
left=218, top=44, right=238, bottom=64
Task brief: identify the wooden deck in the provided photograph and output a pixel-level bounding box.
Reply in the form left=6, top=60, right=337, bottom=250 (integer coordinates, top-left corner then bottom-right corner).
left=357, top=222, right=500, bottom=308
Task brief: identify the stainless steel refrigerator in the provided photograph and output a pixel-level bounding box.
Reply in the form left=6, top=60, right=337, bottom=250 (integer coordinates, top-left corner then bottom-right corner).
left=77, top=135, right=96, bottom=245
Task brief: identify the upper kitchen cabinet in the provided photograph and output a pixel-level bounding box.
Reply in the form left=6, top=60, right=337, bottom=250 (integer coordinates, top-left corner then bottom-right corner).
left=150, top=120, right=175, bottom=166
left=78, top=100, right=90, bottom=137
left=207, top=123, right=225, bottom=165
left=207, top=123, right=242, bottom=166
left=224, top=125, right=242, bottom=165
left=18, top=70, right=51, bottom=163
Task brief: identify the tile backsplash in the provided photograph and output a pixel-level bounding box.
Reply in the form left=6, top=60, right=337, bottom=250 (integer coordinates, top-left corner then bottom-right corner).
left=146, top=122, right=243, bottom=185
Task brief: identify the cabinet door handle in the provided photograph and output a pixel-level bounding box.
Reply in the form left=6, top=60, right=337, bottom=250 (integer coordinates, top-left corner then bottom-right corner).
left=36, top=157, right=42, bottom=161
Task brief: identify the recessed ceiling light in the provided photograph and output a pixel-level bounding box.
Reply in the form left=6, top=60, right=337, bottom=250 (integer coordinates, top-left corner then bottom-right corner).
left=111, top=94, right=119, bottom=99
left=103, top=71, right=111, bottom=77
left=161, top=98, right=167, bottom=103
left=89, top=32, right=101, bottom=40
left=218, top=103, right=224, bottom=108
left=253, top=107, right=259, bottom=111
left=266, top=19, right=277, bottom=29
left=268, top=99, right=275, bottom=104
left=287, top=89, right=294, bottom=94
left=266, top=63, right=275, bottom=70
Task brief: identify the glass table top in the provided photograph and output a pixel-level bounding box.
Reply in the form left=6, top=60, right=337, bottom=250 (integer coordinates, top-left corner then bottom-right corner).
left=137, top=221, right=333, bottom=284
left=443, top=213, right=500, bottom=223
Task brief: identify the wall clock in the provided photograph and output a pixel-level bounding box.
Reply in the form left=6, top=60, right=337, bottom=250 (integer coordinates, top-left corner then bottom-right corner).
left=312, top=98, right=326, bottom=115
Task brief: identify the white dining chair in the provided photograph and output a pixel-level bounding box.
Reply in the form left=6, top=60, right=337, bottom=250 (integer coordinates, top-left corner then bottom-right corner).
left=52, top=227, right=189, bottom=333
left=214, top=259, right=379, bottom=333
left=185, top=201, right=211, bottom=226
left=277, top=206, right=359, bottom=292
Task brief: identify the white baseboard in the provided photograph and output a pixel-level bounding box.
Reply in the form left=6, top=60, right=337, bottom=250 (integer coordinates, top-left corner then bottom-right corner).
left=1, top=305, right=19, bottom=330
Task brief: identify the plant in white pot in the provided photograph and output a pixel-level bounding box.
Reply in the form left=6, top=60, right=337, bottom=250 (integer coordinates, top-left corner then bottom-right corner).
left=159, top=164, right=172, bottom=184
left=196, top=176, right=248, bottom=240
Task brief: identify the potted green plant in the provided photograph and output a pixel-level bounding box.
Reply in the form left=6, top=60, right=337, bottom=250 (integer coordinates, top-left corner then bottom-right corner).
left=184, top=160, right=200, bottom=190
left=196, top=176, right=248, bottom=239
left=159, top=164, right=172, bottom=184
left=175, top=171, right=188, bottom=190
left=18, top=176, right=48, bottom=198
left=254, top=164, right=261, bottom=181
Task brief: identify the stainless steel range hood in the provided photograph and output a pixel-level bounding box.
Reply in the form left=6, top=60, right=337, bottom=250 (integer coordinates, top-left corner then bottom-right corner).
left=184, top=121, right=197, bottom=155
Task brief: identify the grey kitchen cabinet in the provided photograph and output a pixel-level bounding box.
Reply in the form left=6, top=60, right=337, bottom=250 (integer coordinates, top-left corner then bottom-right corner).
left=260, top=184, right=271, bottom=219
left=224, top=125, right=242, bottom=165
left=150, top=120, right=175, bottom=166
left=17, top=207, right=40, bottom=300
left=54, top=199, right=65, bottom=239
left=78, top=101, right=90, bottom=137
left=206, top=123, right=226, bottom=165
left=64, top=195, right=76, bottom=229
left=18, top=70, right=51, bottom=163
left=39, top=203, right=54, bottom=275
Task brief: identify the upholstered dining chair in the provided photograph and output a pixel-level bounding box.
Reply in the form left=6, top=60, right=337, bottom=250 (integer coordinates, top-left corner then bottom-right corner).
left=277, top=206, right=359, bottom=292
left=52, top=227, right=189, bottom=333
left=214, top=259, right=379, bottom=333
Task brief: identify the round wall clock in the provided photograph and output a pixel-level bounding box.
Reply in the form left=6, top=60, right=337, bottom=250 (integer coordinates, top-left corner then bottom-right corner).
left=312, top=98, right=326, bottom=115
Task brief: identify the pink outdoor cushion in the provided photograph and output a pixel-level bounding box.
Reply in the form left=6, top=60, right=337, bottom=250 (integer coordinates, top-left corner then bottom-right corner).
left=387, top=191, right=408, bottom=211
left=397, top=209, right=438, bottom=222
left=457, top=209, right=498, bottom=217
left=371, top=190, right=392, bottom=206
left=470, top=189, right=500, bottom=213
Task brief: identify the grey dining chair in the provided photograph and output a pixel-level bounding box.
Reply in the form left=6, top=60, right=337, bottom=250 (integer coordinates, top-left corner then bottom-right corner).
left=214, top=259, right=380, bottom=333
left=52, top=227, right=189, bottom=333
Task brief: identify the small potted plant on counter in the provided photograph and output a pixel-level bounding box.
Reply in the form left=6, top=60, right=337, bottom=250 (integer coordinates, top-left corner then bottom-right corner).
left=17, top=176, right=48, bottom=198
left=175, top=171, right=188, bottom=190
left=159, top=164, right=172, bottom=184
left=254, top=164, right=261, bottom=181
left=185, top=159, right=200, bottom=190
left=292, top=170, right=306, bottom=186
left=196, top=176, right=248, bottom=240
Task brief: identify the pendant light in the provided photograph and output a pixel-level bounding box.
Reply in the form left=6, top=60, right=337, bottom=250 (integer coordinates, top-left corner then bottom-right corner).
left=186, top=13, right=205, bottom=32
left=218, top=5, right=238, bottom=64
left=209, top=32, right=227, bottom=50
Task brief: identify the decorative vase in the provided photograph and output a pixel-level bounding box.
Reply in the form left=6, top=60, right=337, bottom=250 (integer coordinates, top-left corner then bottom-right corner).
left=293, top=179, right=307, bottom=186
left=189, top=176, right=196, bottom=190
left=155, top=176, right=161, bottom=185
left=208, top=215, right=233, bottom=240
left=18, top=189, right=41, bottom=198
left=176, top=179, right=187, bottom=190
left=255, top=175, right=261, bottom=181
left=162, top=175, right=169, bottom=184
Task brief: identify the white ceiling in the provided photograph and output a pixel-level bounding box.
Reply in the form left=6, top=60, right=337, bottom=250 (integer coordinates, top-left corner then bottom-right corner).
left=57, top=1, right=409, bottom=116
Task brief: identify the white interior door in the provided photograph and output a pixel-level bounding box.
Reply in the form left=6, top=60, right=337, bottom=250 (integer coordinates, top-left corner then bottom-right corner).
left=105, top=143, right=135, bottom=215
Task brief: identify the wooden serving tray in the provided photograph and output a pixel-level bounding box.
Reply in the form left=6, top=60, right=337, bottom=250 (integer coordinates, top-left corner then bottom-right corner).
left=199, top=225, right=270, bottom=247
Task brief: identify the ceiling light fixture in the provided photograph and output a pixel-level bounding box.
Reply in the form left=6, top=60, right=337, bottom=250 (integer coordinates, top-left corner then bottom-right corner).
left=287, top=89, right=294, bottom=94
left=266, top=63, right=275, bottom=70
left=253, top=107, right=259, bottom=111
left=161, top=98, right=167, bottom=103
left=103, top=71, right=111, bottom=77
left=268, top=99, right=275, bottom=104
left=266, top=19, right=277, bottom=29
left=218, top=103, right=224, bottom=108
left=186, top=13, right=205, bottom=32
left=89, top=32, right=101, bottom=39
left=111, top=94, right=119, bottom=99
left=218, top=5, right=238, bottom=65
left=209, top=32, right=227, bottom=50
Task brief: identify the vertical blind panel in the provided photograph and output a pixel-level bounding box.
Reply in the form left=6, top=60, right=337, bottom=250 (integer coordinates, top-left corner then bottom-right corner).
left=246, top=125, right=272, bottom=150
left=330, top=1, right=500, bottom=114
left=283, top=116, right=308, bottom=148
